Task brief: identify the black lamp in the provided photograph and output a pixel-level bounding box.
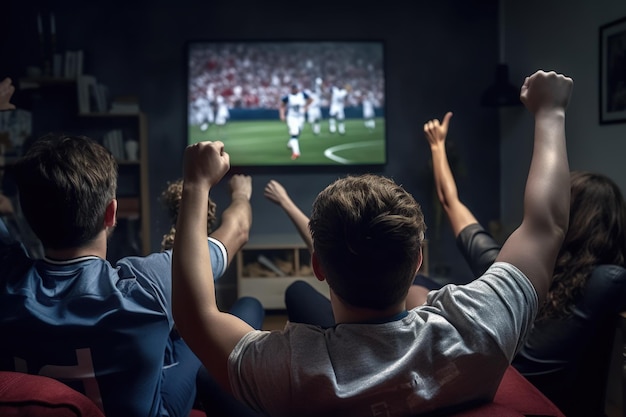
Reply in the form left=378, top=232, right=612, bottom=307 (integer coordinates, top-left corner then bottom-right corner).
left=480, top=64, right=521, bottom=107
left=481, top=0, right=522, bottom=107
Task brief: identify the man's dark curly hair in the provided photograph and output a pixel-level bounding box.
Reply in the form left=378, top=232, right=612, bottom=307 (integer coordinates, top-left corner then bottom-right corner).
left=160, top=178, right=217, bottom=251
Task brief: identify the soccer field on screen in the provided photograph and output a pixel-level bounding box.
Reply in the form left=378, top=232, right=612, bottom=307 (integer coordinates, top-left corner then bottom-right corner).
left=188, top=118, right=386, bottom=166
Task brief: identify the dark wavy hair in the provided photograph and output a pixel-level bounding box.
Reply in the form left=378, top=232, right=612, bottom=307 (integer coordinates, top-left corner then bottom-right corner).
left=160, top=178, right=217, bottom=251
left=310, top=174, right=426, bottom=310
left=539, top=171, right=626, bottom=320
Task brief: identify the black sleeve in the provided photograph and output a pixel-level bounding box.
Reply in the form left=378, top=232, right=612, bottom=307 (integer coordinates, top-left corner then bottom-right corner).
left=455, top=223, right=501, bottom=278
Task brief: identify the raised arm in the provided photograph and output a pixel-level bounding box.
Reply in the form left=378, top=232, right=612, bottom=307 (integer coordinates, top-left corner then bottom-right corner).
left=496, top=70, right=573, bottom=304
left=264, top=180, right=313, bottom=254
left=210, top=174, right=253, bottom=266
left=424, top=113, right=501, bottom=276
left=172, top=141, right=253, bottom=393
left=424, top=112, right=479, bottom=237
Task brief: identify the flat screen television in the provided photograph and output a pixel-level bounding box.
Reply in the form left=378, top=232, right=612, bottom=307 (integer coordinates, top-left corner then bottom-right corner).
left=186, top=40, right=387, bottom=168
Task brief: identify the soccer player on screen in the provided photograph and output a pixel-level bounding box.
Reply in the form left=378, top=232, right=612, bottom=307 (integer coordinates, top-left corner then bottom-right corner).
left=329, top=83, right=350, bottom=135
left=362, top=90, right=376, bottom=132
left=191, top=95, right=213, bottom=133
left=305, top=84, right=322, bottom=136
left=214, top=95, right=230, bottom=140
left=280, top=84, right=312, bottom=160
left=199, top=85, right=216, bottom=132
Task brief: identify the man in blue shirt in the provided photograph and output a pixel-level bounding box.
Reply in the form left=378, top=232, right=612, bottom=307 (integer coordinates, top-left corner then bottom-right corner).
left=0, top=133, right=258, bottom=417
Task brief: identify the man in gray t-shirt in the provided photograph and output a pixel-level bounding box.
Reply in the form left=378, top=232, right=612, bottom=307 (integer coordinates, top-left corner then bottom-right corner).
left=171, top=70, right=574, bottom=417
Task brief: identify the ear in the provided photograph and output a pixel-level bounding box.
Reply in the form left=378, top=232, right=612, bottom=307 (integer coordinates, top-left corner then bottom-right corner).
left=311, top=251, right=326, bottom=282
left=414, top=246, right=424, bottom=275
left=104, top=199, right=117, bottom=228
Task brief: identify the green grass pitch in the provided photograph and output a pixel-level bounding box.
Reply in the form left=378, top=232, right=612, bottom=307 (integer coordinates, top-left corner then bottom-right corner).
left=188, top=118, right=386, bottom=166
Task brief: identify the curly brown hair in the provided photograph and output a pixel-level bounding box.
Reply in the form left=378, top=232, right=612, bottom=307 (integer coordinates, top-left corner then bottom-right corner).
left=539, top=171, right=626, bottom=320
left=159, top=178, right=217, bottom=251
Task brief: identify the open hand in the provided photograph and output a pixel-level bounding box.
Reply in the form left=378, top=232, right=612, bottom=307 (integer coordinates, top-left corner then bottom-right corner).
left=264, top=180, right=290, bottom=206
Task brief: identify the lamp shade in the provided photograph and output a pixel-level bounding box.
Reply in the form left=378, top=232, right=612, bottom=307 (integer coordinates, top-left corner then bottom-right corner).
left=481, top=64, right=522, bottom=107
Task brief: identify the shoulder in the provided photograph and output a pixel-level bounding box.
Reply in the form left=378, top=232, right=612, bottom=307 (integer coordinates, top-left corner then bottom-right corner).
left=590, top=264, right=626, bottom=281
left=117, top=251, right=171, bottom=271
left=581, top=264, right=626, bottom=310
left=585, top=264, right=626, bottom=295
left=430, top=262, right=538, bottom=325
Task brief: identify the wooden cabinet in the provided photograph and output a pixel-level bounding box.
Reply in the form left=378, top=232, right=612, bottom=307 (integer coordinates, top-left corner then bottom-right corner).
left=237, top=235, right=329, bottom=310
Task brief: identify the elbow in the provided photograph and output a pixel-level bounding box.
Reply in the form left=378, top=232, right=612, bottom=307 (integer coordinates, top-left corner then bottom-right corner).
left=234, top=216, right=251, bottom=250
left=550, top=206, right=570, bottom=245
left=553, top=219, right=568, bottom=251
left=238, top=224, right=250, bottom=249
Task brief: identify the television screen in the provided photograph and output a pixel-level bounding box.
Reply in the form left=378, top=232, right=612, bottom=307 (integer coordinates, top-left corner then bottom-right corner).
left=186, top=41, right=386, bottom=167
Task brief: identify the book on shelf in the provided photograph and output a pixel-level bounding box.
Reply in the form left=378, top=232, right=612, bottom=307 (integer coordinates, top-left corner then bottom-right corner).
left=109, top=95, right=140, bottom=114
left=63, top=49, right=84, bottom=79
left=103, top=129, right=124, bottom=160
left=94, top=84, right=109, bottom=112
left=52, top=53, right=63, bottom=78
left=77, top=75, right=110, bottom=114
left=76, top=74, right=97, bottom=114
left=75, top=50, right=84, bottom=77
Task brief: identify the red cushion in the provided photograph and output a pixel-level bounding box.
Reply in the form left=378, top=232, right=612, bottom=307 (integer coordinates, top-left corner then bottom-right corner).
left=447, top=366, right=565, bottom=417
left=446, top=402, right=525, bottom=417
left=0, top=371, right=104, bottom=417
left=493, top=366, right=564, bottom=416
left=187, top=366, right=563, bottom=417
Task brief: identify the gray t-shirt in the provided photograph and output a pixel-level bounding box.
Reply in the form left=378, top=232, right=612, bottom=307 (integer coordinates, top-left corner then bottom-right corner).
left=229, top=262, right=537, bottom=417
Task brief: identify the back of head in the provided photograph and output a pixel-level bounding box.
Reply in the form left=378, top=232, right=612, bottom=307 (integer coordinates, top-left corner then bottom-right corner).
left=13, top=134, right=117, bottom=250
left=159, top=178, right=217, bottom=251
left=565, top=171, right=626, bottom=264
left=309, top=174, right=426, bottom=310
left=545, top=171, right=626, bottom=318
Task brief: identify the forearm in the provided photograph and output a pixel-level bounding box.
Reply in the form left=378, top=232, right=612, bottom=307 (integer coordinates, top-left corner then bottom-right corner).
left=172, top=182, right=219, bottom=332
left=430, top=144, right=458, bottom=208
left=497, top=110, right=569, bottom=301
left=210, top=193, right=252, bottom=265
left=280, top=198, right=313, bottom=254
left=173, top=143, right=255, bottom=392
left=524, top=111, right=569, bottom=235
left=430, top=145, right=478, bottom=236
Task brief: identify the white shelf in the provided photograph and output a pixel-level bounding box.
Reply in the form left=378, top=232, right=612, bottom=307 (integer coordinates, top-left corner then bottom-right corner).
left=236, top=237, right=329, bottom=310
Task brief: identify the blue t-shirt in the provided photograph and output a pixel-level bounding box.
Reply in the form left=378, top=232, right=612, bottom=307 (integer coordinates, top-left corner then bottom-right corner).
left=0, top=217, right=227, bottom=417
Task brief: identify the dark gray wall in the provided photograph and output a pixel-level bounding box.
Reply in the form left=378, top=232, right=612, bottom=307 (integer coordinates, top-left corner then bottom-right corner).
left=500, top=0, right=626, bottom=232
left=2, top=0, right=501, bottom=284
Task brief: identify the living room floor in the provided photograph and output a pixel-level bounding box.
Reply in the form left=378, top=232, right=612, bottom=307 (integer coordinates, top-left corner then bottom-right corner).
left=262, top=311, right=288, bottom=331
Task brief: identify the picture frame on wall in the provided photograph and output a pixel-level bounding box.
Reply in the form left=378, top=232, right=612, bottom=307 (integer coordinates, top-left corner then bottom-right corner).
left=599, top=16, right=626, bottom=124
